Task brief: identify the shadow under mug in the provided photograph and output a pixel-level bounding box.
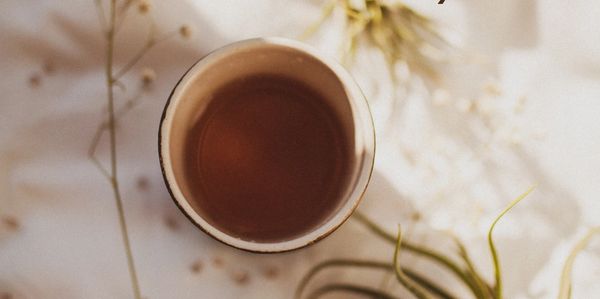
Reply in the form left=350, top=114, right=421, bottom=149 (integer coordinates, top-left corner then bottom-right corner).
left=159, top=38, right=375, bottom=253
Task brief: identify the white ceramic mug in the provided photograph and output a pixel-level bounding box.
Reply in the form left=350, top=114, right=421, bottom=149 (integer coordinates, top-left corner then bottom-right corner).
left=159, top=38, right=375, bottom=253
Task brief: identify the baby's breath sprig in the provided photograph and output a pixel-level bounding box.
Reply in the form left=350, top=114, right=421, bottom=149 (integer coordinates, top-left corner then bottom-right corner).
left=90, top=1, right=191, bottom=298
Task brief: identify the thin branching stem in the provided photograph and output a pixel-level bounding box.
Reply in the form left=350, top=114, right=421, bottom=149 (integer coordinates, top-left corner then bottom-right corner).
left=94, top=0, right=108, bottom=33
left=88, top=86, right=144, bottom=178
left=114, top=0, right=134, bottom=33
left=88, top=122, right=111, bottom=180
left=113, top=40, right=154, bottom=81
left=104, top=0, right=142, bottom=298
left=113, top=27, right=176, bottom=81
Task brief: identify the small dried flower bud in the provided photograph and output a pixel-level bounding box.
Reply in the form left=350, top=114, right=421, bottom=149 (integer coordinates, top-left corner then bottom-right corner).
left=483, top=82, right=502, bottom=96
left=514, top=96, right=527, bottom=113
left=508, top=129, right=522, bottom=145
left=140, top=67, right=156, bottom=86
left=212, top=256, right=224, bottom=268
left=2, top=215, right=20, bottom=231
left=28, top=73, right=41, bottom=88
left=1, top=292, right=13, bottom=299
left=476, top=98, right=494, bottom=115
left=190, top=260, right=203, bottom=274
left=43, top=60, right=56, bottom=74
left=456, top=98, right=473, bottom=113
left=163, top=215, right=179, bottom=231
left=138, top=0, right=151, bottom=14
left=432, top=89, right=450, bottom=106
left=262, top=266, right=279, bottom=279
left=179, top=25, right=192, bottom=39
left=411, top=212, right=422, bottom=222
left=125, top=101, right=134, bottom=109
left=136, top=176, right=150, bottom=191
left=231, top=270, right=250, bottom=285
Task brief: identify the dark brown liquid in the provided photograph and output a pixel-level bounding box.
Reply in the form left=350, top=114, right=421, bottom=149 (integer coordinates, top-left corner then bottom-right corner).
left=183, top=74, right=351, bottom=242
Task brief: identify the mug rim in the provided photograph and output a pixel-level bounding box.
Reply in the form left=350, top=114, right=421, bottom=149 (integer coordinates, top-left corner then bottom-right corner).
left=158, top=37, right=375, bottom=253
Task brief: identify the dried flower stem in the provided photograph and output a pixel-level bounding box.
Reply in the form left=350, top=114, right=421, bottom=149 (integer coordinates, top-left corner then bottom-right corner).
left=94, top=0, right=108, bottom=32
left=114, top=0, right=135, bottom=32
left=92, top=1, right=187, bottom=297
left=88, top=88, right=145, bottom=179
left=113, top=27, right=176, bottom=81
left=94, top=0, right=142, bottom=298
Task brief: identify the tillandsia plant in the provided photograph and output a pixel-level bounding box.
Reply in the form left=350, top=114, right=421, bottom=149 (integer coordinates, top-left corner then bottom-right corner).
left=296, top=188, right=600, bottom=299
left=303, top=0, right=449, bottom=85
left=296, top=188, right=533, bottom=299
left=90, top=0, right=190, bottom=298
left=298, top=2, right=600, bottom=298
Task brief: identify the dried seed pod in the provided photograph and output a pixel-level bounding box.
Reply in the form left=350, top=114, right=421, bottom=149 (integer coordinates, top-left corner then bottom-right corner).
left=179, top=25, right=192, bottom=39
left=190, top=260, right=203, bottom=274
left=231, top=270, right=250, bottom=285
left=138, top=0, right=151, bottom=14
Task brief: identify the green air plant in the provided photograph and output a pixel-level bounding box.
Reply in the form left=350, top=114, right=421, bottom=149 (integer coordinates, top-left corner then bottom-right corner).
left=296, top=187, right=600, bottom=298
left=557, top=227, right=600, bottom=299
left=299, top=2, right=599, bottom=298
left=296, top=188, right=533, bottom=299
left=303, top=0, right=449, bottom=85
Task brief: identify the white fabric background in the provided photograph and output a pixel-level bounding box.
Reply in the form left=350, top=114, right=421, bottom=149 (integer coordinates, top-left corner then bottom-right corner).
left=1, top=0, right=599, bottom=298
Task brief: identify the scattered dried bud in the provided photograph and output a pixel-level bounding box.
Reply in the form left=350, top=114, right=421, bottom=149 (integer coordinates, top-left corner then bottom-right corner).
left=432, top=89, right=450, bottom=106
left=456, top=98, right=473, bottom=113
left=28, top=73, right=41, bottom=88
left=138, top=0, right=151, bottom=14
left=212, top=256, right=225, bottom=268
left=411, top=212, right=422, bottom=222
left=163, top=215, right=179, bottom=231
left=190, top=260, right=203, bottom=274
left=508, top=131, right=522, bottom=146
left=483, top=82, right=502, bottom=97
left=136, top=176, right=150, bottom=191
left=514, top=96, right=527, bottom=113
left=231, top=270, right=250, bottom=285
left=262, top=266, right=279, bottom=279
left=179, top=25, right=192, bottom=39
left=1, top=292, right=13, bottom=299
left=140, top=67, right=156, bottom=86
left=43, top=60, right=56, bottom=74
left=125, top=100, right=135, bottom=109
left=2, top=215, right=20, bottom=231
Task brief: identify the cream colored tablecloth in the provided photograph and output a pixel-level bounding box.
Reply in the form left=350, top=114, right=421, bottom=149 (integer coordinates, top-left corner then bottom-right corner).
left=1, top=0, right=599, bottom=298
